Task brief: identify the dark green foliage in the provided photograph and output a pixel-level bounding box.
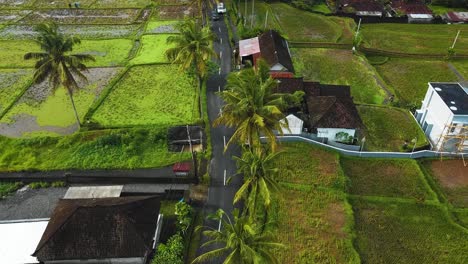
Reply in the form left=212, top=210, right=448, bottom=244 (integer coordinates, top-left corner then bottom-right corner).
left=0, top=182, right=22, bottom=198
left=175, top=201, right=193, bottom=234
left=51, top=181, right=66, bottom=187
left=151, top=234, right=184, bottom=264
left=29, top=181, right=50, bottom=189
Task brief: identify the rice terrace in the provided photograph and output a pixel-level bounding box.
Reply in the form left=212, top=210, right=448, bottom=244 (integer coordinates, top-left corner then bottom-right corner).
left=0, top=0, right=467, bottom=263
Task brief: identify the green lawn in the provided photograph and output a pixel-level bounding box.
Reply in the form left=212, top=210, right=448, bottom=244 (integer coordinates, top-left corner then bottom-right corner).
left=271, top=142, right=359, bottom=263
left=0, top=68, right=121, bottom=135
left=293, top=48, right=386, bottom=104
left=0, top=39, right=133, bottom=68
left=0, top=127, right=190, bottom=172
left=130, top=34, right=174, bottom=64
left=452, top=59, right=468, bottom=79
left=269, top=3, right=353, bottom=43
left=453, top=210, right=468, bottom=229
left=0, top=69, right=32, bottom=114
left=375, top=58, right=459, bottom=108
left=91, top=65, right=198, bottom=127
left=341, top=158, right=435, bottom=200
left=360, top=24, right=468, bottom=54
left=352, top=199, right=468, bottom=264
left=357, top=105, right=428, bottom=152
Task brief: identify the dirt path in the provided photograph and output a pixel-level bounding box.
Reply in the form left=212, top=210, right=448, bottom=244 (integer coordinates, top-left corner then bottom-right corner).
left=448, top=63, right=466, bottom=82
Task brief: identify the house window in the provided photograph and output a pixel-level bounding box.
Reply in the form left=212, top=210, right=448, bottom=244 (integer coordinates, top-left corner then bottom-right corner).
left=450, top=123, right=457, bottom=133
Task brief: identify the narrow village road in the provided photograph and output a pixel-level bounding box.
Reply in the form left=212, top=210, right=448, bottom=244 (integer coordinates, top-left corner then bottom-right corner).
left=196, top=15, right=242, bottom=260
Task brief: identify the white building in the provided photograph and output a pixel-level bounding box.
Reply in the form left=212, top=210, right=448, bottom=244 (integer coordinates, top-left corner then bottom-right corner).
left=415, top=82, right=468, bottom=152
left=280, top=114, right=304, bottom=135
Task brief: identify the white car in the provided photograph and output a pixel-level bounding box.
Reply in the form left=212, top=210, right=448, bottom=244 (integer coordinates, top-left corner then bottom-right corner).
left=217, top=2, right=226, bottom=14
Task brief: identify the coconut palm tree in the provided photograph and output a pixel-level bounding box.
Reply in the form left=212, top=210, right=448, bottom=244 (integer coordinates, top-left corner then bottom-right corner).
left=233, top=147, right=281, bottom=221
left=214, top=60, right=301, bottom=151
left=193, top=209, right=284, bottom=264
left=166, top=19, right=215, bottom=116
left=24, top=23, right=95, bottom=128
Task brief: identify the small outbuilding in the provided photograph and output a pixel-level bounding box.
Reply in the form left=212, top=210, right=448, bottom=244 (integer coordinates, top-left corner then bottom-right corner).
left=281, top=114, right=304, bottom=135
left=443, top=12, right=468, bottom=23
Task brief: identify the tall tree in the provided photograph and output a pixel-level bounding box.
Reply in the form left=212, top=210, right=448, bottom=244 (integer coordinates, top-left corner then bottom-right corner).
left=193, top=209, right=284, bottom=264
left=214, top=60, right=302, bottom=151
left=233, top=147, right=281, bottom=221
left=24, top=23, right=94, bottom=127
left=166, top=19, right=216, bottom=117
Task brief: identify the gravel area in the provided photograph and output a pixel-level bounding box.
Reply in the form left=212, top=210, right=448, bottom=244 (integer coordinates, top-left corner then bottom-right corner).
left=0, top=10, right=29, bottom=23
left=150, top=24, right=177, bottom=34
left=0, top=186, right=67, bottom=220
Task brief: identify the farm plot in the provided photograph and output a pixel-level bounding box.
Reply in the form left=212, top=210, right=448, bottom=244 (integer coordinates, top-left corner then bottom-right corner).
left=0, top=24, right=140, bottom=39
left=20, top=9, right=141, bottom=24
left=91, top=65, right=198, bottom=127
left=360, top=24, right=468, bottom=55
left=270, top=142, right=359, bottom=263
left=341, top=158, right=435, bottom=200
left=93, top=0, right=152, bottom=8
left=352, top=199, right=468, bottom=264
left=0, top=68, right=121, bottom=137
left=421, top=160, right=468, bottom=208
left=292, top=48, right=386, bottom=104
left=239, top=2, right=280, bottom=30
left=374, top=58, right=459, bottom=108
left=0, top=0, right=35, bottom=8
left=0, top=40, right=38, bottom=68
left=34, top=0, right=96, bottom=8
left=157, top=5, right=199, bottom=20
left=0, top=69, right=32, bottom=114
left=269, top=3, right=354, bottom=43
left=357, top=105, right=428, bottom=152
left=130, top=34, right=174, bottom=64
left=145, top=20, right=178, bottom=34
left=0, top=127, right=191, bottom=171
left=0, top=10, right=29, bottom=24
left=157, top=0, right=190, bottom=4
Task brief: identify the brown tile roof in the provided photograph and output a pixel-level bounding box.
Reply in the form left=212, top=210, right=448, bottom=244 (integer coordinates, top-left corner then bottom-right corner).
left=306, top=96, right=363, bottom=129
left=258, top=30, right=294, bottom=73
left=275, top=77, right=304, bottom=93
left=33, top=196, right=161, bottom=261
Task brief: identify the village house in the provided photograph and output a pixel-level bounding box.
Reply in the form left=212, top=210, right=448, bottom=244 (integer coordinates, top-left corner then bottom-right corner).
left=276, top=78, right=364, bottom=143
left=33, top=196, right=163, bottom=264
left=415, top=82, right=468, bottom=153
left=443, top=11, right=468, bottom=23
left=238, top=30, right=294, bottom=78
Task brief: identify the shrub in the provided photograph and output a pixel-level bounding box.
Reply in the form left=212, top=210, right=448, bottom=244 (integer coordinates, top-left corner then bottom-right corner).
left=175, top=201, right=193, bottom=235
left=51, top=181, right=66, bottom=188
left=29, top=181, right=50, bottom=189
left=0, top=182, right=23, bottom=197
left=151, top=234, right=184, bottom=264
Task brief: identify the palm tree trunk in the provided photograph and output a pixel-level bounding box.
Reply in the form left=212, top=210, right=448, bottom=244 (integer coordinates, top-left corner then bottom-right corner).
left=67, top=88, right=81, bottom=128
left=199, top=75, right=204, bottom=119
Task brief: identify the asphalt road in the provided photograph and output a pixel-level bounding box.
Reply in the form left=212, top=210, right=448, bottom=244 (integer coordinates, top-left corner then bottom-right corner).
left=196, top=15, right=242, bottom=260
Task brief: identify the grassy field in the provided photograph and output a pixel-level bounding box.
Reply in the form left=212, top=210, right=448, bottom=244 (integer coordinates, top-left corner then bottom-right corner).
left=420, top=159, right=468, bottom=208
left=352, top=199, right=468, bottom=263
left=0, top=39, right=133, bottom=68
left=360, top=24, right=468, bottom=54
left=130, top=34, right=175, bottom=64
left=0, top=69, right=32, bottom=114
left=1, top=68, right=121, bottom=134
left=357, top=105, right=428, bottom=152
left=451, top=59, right=468, bottom=79
left=293, top=48, right=386, bottom=104
left=91, top=65, right=198, bottom=127
left=374, top=58, right=459, bottom=108
left=271, top=143, right=360, bottom=263
left=341, top=158, right=435, bottom=200
left=0, top=127, right=190, bottom=172
left=269, top=3, right=354, bottom=43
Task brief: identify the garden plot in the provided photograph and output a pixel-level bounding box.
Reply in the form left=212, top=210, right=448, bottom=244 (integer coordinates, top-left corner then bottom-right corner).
left=0, top=69, right=32, bottom=114
left=157, top=5, right=199, bottom=20
left=0, top=39, right=133, bottom=67
left=20, top=9, right=140, bottom=24
left=292, top=48, right=386, bottom=104
left=352, top=199, right=468, bottom=263
left=34, top=0, right=96, bottom=8
left=374, top=58, right=458, bottom=108
left=361, top=24, right=468, bottom=55
left=145, top=20, right=178, bottom=34
left=0, top=0, right=35, bottom=8
left=357, top=105, right=428, bottom=152
left=91, top=65, right=198, bottom=127
left=158, top=0, right=190, bottom=4
left=93, top=0, right=152, bottom=8
left=0, top=68, right=121, bottom=137
left=271, top=142, right=359, bottom=263
left=0, top=10, right=29, bottom=24
left=0, top=24, right=140, bottom=39
left=131, top=34, right=174, bottom=64
left=341, top=158, right=435, bottom=200
left=422, top=160, right=468, bottom=208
